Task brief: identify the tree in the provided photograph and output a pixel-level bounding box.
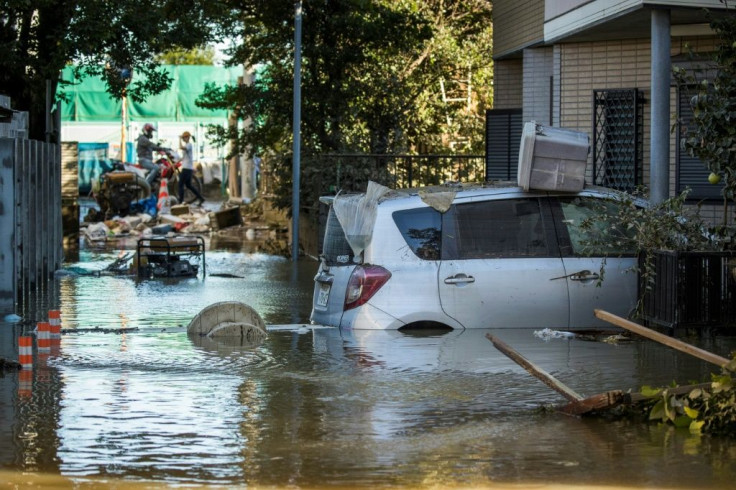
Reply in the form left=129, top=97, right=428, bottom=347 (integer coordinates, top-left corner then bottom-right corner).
left=0, top=0, right=234, bottom=141
left=673, top=3, right=736, bottom=224
left=156, top=46, right=217, bottom=65
left=197, top=0, right=493, bottom=208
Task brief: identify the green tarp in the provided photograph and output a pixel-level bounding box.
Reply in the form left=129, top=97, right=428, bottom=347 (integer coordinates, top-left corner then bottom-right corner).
left=61, top=65, right=241, bottom=122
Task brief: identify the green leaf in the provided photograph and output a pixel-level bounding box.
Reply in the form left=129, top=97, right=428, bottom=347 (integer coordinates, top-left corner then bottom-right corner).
left=649, top=400, right=666, bottom=421
left=689, top=420, right=705, bottom=434
left=640, top=385, right=663, bottom=398
left=684, top=405, right=699, bottom=418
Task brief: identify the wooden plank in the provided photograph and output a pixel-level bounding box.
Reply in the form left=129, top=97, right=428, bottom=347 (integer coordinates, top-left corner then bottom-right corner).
left=594, top=309, right=730, bottom=367
left=560, top=390, right=625, bottom=416
left=486, top=333, right=582, bottom=402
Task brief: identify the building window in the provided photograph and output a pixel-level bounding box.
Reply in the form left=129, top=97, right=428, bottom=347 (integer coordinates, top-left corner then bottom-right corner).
left=592, top=89, right=644, bottom=193
left=676, top=87, right=723, bottom=201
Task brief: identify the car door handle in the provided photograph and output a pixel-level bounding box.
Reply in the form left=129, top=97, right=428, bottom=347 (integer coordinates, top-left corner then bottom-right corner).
left=550, top=270, right=600, bottom=281
left=444, top=274, right=475, bottom=285
left=569, top=270, right=600, bottom=282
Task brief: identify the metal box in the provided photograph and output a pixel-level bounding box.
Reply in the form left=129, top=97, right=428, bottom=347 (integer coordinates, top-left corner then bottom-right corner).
left=517, top=122, right=589, bottom=192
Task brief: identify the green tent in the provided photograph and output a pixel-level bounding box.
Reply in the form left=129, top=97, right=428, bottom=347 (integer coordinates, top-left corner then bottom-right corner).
left=61, top=65, right=242, bottom=122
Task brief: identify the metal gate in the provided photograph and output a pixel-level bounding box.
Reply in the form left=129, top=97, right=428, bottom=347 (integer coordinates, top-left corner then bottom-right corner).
left=592, top=89, right=643, bottom=193
left=0, top=137, right=62, bottom=312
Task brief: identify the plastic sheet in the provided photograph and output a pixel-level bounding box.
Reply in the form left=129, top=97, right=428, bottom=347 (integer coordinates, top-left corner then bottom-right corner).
left=417, top=188, right=457, bottom=213
left=332, top=181, right=390, bottom=258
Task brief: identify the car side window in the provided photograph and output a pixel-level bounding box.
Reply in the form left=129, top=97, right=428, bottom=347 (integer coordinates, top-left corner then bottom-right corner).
left=555, top=196, right=636, bottom=256
left=443, top=198, right=550, bottom=259
left=392, top=207, right=442, bottom=260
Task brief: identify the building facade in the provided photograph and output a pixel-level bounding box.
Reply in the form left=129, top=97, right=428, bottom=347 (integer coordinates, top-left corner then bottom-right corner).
left=492, top=0, right=732, bottom=223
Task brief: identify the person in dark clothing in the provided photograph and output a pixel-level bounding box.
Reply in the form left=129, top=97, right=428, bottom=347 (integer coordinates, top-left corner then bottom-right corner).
left=136, top=123, right=167, bottom=186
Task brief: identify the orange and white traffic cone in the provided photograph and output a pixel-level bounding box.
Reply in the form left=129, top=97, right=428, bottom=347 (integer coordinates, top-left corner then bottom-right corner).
left=18, top=335, right=33, bottom=398
left=37, top=321, right=51, bottom=355
left=49, top=310, right=62, bottom=355
left=157, top=178, right=171, bottom=214
left=18, top=336, right=33, bottom=370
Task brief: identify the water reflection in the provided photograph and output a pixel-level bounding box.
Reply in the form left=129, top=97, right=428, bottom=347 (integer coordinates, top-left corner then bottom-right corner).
left=1, top=248, right=736, bottom=487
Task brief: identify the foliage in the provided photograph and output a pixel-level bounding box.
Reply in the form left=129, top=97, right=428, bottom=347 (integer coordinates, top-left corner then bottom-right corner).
left=0, top=0, right=235, bottom=140
left=156, top=46, right=217, bottom=65
left=197, top=0, right=493, bottom=210
left=672, top=3, right=736, bottom=221
left=577, top=189, right=726, bottom=314
left=635, top=356, right=736, bottom=438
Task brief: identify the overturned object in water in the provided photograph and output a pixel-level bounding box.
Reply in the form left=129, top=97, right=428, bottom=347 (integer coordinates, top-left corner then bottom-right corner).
left=187, top=301, right=268, bottom=342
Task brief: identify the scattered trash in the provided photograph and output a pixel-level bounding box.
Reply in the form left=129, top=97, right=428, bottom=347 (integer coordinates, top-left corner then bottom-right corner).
left=533, top=328, right=576, bottom=340
left=3, top=314, right=22, bottom=323
left=62, top=327, right=140, bottom=334
left=0, top=357, right=22, bottom=371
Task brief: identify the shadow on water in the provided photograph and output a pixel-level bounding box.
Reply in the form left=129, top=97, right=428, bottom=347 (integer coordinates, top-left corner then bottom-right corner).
left=1, top=244, right=736, bottom=488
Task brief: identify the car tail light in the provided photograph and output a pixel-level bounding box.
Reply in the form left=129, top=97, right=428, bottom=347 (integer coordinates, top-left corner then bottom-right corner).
left=344, top=265, right=391, bottom=310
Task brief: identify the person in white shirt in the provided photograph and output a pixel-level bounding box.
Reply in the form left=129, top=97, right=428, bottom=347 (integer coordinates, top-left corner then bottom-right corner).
left=178, top=131, right=205, bottom=206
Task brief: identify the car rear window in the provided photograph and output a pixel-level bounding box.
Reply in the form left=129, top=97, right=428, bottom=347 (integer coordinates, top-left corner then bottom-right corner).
left=392, top=207, right=442, bottom=260
left=321, top=205, right=355, bottom=265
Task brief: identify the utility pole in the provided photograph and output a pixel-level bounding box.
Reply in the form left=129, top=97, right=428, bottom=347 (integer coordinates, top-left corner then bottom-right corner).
left=242, top=67, right=257, bottom=202
left=292, top=1, right=302, bottom=261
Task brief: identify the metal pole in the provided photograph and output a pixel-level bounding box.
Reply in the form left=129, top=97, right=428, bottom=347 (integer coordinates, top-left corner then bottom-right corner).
left=292, top=1, right=302, bottom=261
left=121, top=91, right=127, bottom=162
left=650, top=8, right=671, bottom=204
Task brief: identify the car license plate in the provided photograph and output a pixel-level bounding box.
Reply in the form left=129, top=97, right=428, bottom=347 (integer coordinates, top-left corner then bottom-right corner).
left=317, top=283, right=331, bottom=307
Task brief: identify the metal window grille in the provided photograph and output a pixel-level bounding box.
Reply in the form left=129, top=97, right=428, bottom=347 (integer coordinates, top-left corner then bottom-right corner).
left=593, top=89, right=643, bottom=193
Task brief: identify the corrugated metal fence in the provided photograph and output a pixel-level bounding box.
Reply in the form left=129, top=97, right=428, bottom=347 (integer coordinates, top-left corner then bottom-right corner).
left=0, top=136, right=62, bottom=312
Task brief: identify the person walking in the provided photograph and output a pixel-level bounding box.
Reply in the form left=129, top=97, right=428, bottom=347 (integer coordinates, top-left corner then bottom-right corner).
left=178, top=131, right=205, bottom=206
left=136, top=123, right=167, bottom=186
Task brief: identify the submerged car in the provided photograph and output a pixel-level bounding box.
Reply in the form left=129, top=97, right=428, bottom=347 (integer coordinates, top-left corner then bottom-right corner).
left=310, top=181, right=644, bottom=331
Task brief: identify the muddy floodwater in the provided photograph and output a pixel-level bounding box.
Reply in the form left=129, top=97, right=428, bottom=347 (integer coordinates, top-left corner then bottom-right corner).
left=1, top=241, right=736, bottom=489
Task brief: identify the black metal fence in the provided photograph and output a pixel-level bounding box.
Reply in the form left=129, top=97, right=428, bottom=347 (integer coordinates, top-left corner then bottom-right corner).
left=302, top=153, right=486, bottom=194
left=639, top=250, right=736, bottom=329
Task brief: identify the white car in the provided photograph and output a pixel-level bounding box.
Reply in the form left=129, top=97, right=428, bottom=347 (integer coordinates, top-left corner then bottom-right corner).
left=311, top=182, right=643, bottom=330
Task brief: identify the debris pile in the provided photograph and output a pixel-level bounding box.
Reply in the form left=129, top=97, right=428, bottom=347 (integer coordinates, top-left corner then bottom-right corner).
left=81, top=199, right=290, bottom=256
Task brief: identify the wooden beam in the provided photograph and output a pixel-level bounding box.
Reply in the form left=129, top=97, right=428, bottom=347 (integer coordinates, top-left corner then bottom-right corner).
left=559, top=390, right=625, bottom=416
left=486, top=333, right=582, bottom=402
left=594, top=309, right=730, bottom=368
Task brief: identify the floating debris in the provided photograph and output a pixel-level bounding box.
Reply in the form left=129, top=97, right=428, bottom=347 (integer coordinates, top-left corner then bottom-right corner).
left=533, top=328, right=575, bottom=340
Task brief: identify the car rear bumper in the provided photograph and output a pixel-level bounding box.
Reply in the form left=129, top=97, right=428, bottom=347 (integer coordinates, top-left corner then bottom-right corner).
left=336, top=303, right=406, bottom=330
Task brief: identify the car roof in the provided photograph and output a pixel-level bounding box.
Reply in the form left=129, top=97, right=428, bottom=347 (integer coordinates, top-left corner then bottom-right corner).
left=320, top=181, right=646, bottom=208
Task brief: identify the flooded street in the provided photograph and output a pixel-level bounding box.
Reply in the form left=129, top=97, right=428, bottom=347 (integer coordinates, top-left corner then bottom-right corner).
left=2, top=242, right=736, bottom=488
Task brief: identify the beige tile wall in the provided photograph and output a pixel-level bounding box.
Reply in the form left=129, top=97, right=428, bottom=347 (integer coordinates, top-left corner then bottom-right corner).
left=552, top=36, right=730, bottom=224
left=557, top=39, right=653, bottom=188
left=523, top=47, right=554, bottom=125
left=493, top=0, right=545, bottom=58
left=493, top=59, right=523, bottom=109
